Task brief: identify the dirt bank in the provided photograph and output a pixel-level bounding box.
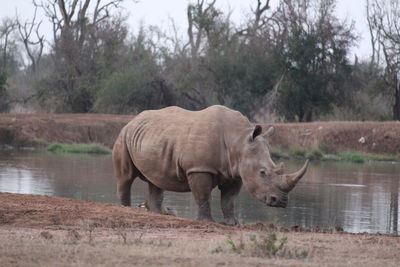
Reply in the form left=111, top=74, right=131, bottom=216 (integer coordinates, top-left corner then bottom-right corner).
left=1, top=193, right=399, bottom=267
left=270, top=121, right=400, bottom=154
left=1, top=113, right=400, bottom=154
left=0, top=113, right=133, bottom=149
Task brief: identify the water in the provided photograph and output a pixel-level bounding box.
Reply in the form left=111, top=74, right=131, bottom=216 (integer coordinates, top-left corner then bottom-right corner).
left=0, top=150, right=399, bottom=234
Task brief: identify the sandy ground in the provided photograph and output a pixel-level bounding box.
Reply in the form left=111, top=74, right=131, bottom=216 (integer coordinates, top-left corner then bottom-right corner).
left=0, top=192, right=399, bottom=267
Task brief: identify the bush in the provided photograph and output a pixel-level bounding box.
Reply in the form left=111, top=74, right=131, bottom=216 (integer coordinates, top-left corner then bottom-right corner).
left=306, top=149, right=324, bottom=160
left=289, top=149, right=306, bottom=159
left=338, top=151, right=365, bottom=163
left=47, top=143, right=111, bottom=154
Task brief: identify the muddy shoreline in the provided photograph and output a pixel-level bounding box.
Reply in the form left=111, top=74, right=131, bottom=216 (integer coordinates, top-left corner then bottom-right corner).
left=0, top=192, right=399, bottom=266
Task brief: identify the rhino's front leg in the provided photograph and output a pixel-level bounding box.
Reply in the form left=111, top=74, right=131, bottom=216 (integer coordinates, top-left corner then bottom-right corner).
left=219, top=180, right=242, bottom=226
left=188, top=172, right=214, bottom=222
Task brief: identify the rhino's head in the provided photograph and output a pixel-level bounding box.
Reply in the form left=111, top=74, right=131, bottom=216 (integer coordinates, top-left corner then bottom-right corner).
left=238, top=125, right=308, bottom=208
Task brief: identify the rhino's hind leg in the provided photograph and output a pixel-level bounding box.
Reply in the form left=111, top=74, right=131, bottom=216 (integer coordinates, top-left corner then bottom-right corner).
left=188, top=173, right=214, bottom=222
left=219, top=180, right=242, bottom=226
left=146, top=182, right=165, bottom=214
left=113, top=136, right=139, bottom=207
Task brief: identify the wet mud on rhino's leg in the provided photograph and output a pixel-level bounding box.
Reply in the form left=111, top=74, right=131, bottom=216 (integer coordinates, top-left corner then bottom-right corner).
left=188, top=172, right=214, bottom=222
left=146, top=181, right=165, bottom=214
left=219, top=180, right=242, bottom=226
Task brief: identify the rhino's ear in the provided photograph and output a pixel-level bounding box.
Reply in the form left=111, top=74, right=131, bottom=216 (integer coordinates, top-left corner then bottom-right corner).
left=274, top=162, right=285, bottom=175
left=262, top=126, right=275, bottom=138
left=251, top=125, right=263, bottom=141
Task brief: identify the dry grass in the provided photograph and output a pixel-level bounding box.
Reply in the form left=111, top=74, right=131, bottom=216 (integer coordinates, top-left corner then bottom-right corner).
left=1, top=227, right=399, bottom=267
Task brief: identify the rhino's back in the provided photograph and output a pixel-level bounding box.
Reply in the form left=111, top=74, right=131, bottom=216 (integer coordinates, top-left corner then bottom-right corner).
left=123, top=105, right=250, bottom=191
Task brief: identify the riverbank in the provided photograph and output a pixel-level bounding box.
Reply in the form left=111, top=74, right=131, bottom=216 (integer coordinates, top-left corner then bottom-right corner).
left=0, top=192, right=399, bottom=267
left=1, top=113, right=400, bottom=156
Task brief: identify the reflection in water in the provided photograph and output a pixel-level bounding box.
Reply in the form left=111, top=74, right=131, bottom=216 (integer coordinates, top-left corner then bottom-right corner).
left=0, top=150, right=399, bottom=234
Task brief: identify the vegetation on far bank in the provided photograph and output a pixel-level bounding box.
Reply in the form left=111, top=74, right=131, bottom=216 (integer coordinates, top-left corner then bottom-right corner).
left=0, top=138, right=392, bottom=161
left=12, top=138, right=397, bottom=162
left=32, top=138, right=111, bottom=154
left=271, top=147, right=400, bottom=163
left=47, top=143, right=111, bottom=154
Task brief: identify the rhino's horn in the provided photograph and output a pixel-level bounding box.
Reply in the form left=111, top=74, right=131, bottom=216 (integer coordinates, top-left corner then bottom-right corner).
left=281, top=160, right=309, bottom=192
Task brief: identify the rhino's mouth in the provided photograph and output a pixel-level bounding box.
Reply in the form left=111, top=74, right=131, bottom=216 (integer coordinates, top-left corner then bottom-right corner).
left=265, top=195, right=288, bottom=208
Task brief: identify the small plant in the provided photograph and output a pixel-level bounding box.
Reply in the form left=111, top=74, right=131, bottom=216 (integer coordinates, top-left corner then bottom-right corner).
left=249, top=232, right=287, bottom=257
left=87, top=223, right=95, bottom=245
left=134, top=232, right=144, bottom=245
left=211, top=246, right=223, bottom=254
left=226, top=232, right=287, bottom=258
left=226, top=234, right=245, bottom=254
left=116, top=229, right=127, bottom=244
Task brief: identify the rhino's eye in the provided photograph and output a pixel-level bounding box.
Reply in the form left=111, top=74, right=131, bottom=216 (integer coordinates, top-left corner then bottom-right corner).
left=260, top=169, right=268, bottom=178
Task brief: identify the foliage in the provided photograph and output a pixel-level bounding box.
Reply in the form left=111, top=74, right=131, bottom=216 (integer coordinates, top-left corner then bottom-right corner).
left=0, top=17, right=19, bottom=112
left=338, top=151, right=366, bottom=163
left=47, top=143, right=111, bottom=154
left=0, top=69, right=8, bottom=112
left=93, top=29, right=173, bottom=114
left=270, top=147, right=290, bottom=159
left=249, top=232, right=288, bottom=257
left=289, top=148, right=307, bottom=159
left=226, top=235, right=245, bottom=253
left=306, top=149, right=324, bottom=161
left=338, top=151, right=399, bottom=163
left=226, top=232, right=288, bottom=257
left=0, top=0, right=396, bottom=122
left=270, top=147, right=398, bottom=162
left=274, top=0, right=356, bottom=121
left=367, top=0, right=400, bottom=120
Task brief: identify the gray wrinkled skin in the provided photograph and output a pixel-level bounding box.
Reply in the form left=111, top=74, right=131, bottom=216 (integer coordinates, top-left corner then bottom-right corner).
left=113, top=105, right=308, bottom=225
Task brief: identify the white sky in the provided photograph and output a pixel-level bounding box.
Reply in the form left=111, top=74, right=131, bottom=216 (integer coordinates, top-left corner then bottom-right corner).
left=1, top=0, right=371, bottom=59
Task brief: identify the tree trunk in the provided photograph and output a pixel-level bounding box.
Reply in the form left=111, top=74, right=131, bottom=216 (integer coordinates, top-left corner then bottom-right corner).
left=393, top=75, right=400, bottom=121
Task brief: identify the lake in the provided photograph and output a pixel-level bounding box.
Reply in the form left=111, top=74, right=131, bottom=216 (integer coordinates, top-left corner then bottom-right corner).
left=0, top=150, right=399, bottom=234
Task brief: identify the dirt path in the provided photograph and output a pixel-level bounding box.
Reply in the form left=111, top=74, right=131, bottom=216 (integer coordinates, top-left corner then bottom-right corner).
left=0, top=193, right=399, bottom=266
left=1, top=113, right=400, bottom=154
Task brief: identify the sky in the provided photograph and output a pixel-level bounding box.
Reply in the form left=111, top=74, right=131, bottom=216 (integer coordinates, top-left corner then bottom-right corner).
left=0, top=0, right=371, bottom=59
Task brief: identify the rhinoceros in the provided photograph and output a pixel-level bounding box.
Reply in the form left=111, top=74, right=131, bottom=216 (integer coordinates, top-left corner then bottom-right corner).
left=112, top=105, right=308, bottom=225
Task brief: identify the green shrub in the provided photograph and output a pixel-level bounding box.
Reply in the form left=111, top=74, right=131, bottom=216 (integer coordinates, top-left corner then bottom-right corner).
left=289, top=149, right=306, bottom=159
left=47, top=143, right=111, bottom=154
left=31, top=138, right=50, bottom=147
left=249, top=232, right=287, bottom=257
left=270, top=147, right=290, bottom=159
left=306, top=149, right=324, bottom=160
left=338, top=151, right=365, bottom=163
left=226, top=235, right=245, bottom=254
left=226, top=232, right=287, bottom=257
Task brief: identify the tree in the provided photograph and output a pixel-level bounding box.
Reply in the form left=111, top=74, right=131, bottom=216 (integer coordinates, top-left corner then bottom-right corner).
left=271, top=0, right=356, bottom=122
left=34, top=0, right=127, bottom=112
left=0, top=17, right=18, bottom=112
left=367, top=0, right=400, bottom=120
left=94, top=28, right=174, bottom=113
left=16, top=7, right=44, bottom=75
